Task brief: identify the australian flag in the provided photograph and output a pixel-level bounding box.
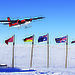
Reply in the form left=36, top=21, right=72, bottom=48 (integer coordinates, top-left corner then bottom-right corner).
left=55, top=36, right=67, bottom=43
left=38, top=34, right=47, bottom=42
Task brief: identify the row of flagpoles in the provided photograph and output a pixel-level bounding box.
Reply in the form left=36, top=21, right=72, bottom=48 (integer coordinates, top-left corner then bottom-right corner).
left=4, top=34, right=50, bottom=68
left=4, top=33, right=75, bottom=68
left=5, top=34, right=75, bottom=45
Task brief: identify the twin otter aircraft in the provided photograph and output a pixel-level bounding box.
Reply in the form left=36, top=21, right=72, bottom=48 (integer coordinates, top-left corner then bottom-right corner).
left=0, top=17, right=45, bottom=28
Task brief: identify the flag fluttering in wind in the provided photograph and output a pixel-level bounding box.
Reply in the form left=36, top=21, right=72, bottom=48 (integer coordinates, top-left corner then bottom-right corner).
left=23, top=35, right=34, bottom=68
left=55, top=36, right=67, bottom=43
left=55, top=35, right=68, bottom=68
left=38, top=34, right=47, bottom=42
left=23, top=35, right=33, bottom=42
left=71, top=41, right=75, bottom=43
left=5, top=36, right=14, bottom=45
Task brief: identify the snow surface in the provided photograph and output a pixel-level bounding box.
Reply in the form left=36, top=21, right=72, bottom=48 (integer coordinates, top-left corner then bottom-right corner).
left=0, top=44, right=75, bottom=75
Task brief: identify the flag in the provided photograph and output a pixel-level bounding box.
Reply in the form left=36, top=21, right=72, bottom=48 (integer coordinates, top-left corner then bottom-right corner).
left=71, top=41, right=75, bottom=43
left=38, top=34, right=47, bottom=42
left=5, top=36, right=14, bottom=45
left=23, top=35, right=33, bottom=42
left=55, top=36, right=67, bottom=43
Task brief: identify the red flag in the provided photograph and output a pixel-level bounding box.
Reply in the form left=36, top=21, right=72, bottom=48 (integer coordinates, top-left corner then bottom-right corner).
left=5, top=36, right=14, bottom=45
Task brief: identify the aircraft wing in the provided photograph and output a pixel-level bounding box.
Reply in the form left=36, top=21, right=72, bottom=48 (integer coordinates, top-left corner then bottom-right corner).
left=0, top=20, right=17, bottom=23
left=25, top=17, right=45, bottom=21
left=32, top=17, right=45, bottom=20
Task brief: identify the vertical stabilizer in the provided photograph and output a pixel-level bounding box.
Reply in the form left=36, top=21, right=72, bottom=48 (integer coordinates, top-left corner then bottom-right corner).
left=7, top=17, right=12, bottom=27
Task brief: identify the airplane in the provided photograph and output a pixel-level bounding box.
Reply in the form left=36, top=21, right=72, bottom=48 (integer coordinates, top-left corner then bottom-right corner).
left=0, top=17, right=45, bottom=28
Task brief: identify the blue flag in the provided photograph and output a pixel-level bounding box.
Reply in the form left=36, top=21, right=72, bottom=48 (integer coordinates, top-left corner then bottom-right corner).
left=38, top=34, right=47, bottom=42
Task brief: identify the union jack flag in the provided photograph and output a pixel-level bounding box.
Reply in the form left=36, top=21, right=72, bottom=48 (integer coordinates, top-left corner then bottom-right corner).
left=55, top=36, right=67, bottom=43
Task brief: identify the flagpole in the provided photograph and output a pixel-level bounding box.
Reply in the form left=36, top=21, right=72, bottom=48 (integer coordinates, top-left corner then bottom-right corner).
left=30, top=35, right=34, bottom=68
left=65, top=35, right=68, bottom=68
left=47, top=33, right=49, bottom=68
left=50, top=33, right=51, bottom=66
left=12, top=35, right=15, bottom=68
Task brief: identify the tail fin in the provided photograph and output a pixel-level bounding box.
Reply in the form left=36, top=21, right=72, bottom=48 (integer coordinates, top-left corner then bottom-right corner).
left=7, top=17, right=12, bottom=27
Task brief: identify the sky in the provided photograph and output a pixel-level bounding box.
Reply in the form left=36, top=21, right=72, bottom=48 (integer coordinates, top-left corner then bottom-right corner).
left=0, top=0, right=75, bottom=45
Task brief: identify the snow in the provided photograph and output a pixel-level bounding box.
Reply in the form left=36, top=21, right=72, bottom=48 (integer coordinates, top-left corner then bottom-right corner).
left=0, top=44, right=75, bottom=75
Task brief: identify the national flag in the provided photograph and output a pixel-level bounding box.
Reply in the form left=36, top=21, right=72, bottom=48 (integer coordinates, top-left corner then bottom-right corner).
left=5, top=36, right=14, bottom=45
left=23, top=35, right=33, bottom=42
left=71, top=41, right=75, bottom=43
left=38, top=34, right=47, bottom=42
left=55, top=36, right=67, bottom=43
